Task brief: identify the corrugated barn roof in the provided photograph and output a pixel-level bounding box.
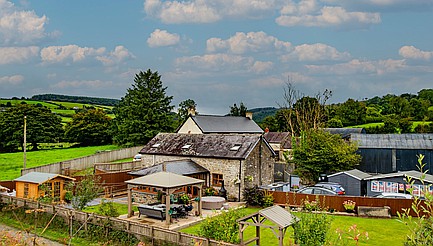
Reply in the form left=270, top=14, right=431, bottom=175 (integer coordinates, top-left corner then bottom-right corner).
left=351, top=133, right=433, bottom=149
left=191, top=115, right=263, bottom=134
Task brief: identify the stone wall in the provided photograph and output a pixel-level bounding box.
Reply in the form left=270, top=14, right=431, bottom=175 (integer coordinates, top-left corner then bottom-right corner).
left=243, top=139, right=274, bottom=189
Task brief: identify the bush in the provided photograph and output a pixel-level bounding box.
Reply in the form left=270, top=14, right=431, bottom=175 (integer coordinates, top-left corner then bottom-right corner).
left=97, top=199, right=120, bottom=217
left=293, top=212, right=331, bottom=246
left=198, top=209, right=248, bottom=244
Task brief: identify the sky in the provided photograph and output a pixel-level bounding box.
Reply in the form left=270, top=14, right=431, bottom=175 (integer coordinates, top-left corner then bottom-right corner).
left=1, top=0, right=433, bottom=114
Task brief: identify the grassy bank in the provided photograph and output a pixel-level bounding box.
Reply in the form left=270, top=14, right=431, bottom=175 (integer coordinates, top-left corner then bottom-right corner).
left=0, top=145, right=120, bottom=181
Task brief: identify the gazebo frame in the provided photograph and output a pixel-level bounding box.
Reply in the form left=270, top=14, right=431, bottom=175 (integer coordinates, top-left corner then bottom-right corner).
left=237, top=205, right=299, bottom=246
left=125, top=171, right=204, bottom=226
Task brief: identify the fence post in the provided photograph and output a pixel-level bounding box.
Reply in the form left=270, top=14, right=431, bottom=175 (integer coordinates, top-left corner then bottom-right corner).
left=151, top=226, right=155, bottom=245
left=177, top=231, right=181, bottom=244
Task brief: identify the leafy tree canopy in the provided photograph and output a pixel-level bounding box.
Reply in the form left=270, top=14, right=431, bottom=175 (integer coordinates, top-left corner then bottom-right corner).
left=229, top=102, right=247, bottom=117
left=291, top=129, right=361, bottom=184
left=177, top=99, right=197, bottom=123
left=0, top=104, right=63, bottom=152
left=65, top=108, right=112, bottom=146
left=112, top=69, right=174, bottom=146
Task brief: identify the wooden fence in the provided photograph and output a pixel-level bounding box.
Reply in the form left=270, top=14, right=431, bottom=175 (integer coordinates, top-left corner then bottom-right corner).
left=271, top=191, right=422, bottom=216
left=74, top=171, right=132, bottom=195
left=94, top=161, right=144, bottom=173
left=0, top=194, right=236, bottom=246
left=21, top=146, right=143, bottom=176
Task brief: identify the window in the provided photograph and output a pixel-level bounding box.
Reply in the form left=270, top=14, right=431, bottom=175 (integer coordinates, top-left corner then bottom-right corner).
left=24, top=184, right=29, bottom=198
left=151, top=143, right=161, bottom=148
left=212, top=173, right=223, bottom=187
left=230, top=144, right=241, bottom=151
left=182, top=144, right=191, bottom=149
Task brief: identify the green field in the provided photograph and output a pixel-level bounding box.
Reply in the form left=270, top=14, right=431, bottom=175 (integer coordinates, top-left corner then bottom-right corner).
left=0, top=145, right=120, bottom=181
left=180, top=208, right=408, bottom=245
left=0, top=99, right=58, bottom=108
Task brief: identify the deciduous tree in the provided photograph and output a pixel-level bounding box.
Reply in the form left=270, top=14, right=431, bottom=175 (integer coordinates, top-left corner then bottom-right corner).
left=229, top=102, right=247, bottom=116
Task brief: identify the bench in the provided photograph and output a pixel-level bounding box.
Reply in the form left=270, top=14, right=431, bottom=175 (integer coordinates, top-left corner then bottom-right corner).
left=138, top=204, right=166, bottom=221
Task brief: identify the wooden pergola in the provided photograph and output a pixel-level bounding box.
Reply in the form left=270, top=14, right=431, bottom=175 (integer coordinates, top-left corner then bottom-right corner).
left=125, top=171, right=204, bottom=225
left=237, top=205, right=299, bottom=246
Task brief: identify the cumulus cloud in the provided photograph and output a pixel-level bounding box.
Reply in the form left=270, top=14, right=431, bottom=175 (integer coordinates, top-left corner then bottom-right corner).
left=0, top=0, right=53, bottom=45
left=40, top=45, right=105, bottom=63
left=96, top=46, right=135, bottom=66
left=306, top=59, right=406, bottom=75
left=399, top=46, right=433, bottom=61
left=0, top=74, right=24, bottom=85
left=0, top=46, right=39, bottom=64
left=175, top=53, right=256, bottom=72
left=143, top=0, right=279, bottom=24
left=50, top=79, right=114, bottom=89
left=282, top=43, right=350, bottom=62
left=250, top=61, right=273, bottom=73
left=206, top=31, right=291, bottom=54
left=147, top=29, right=180, bottom=47
left=276, top=3, right=381, bottom=28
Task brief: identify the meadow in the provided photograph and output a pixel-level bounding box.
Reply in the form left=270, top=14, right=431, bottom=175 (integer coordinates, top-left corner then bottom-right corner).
left=0, top=145, right=120, bottom=181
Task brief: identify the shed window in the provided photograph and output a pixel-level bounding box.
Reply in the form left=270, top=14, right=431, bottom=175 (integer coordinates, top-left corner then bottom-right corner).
left=212, top=173, right=223, bottom=187
left=24, top=183, right=29, bottom=198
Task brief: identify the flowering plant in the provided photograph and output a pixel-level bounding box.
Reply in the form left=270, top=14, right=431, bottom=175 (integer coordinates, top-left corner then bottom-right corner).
left=343, top=200, right=356, bottom=212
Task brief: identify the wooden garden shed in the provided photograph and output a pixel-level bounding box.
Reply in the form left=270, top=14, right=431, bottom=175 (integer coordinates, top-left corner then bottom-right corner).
left=14, top=172, right=75, bottom=201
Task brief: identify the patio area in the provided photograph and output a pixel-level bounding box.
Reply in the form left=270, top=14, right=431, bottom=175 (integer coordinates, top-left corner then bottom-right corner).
left=119, top=200, right=245, bottom=231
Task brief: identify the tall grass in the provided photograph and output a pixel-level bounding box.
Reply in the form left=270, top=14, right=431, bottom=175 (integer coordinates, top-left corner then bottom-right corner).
left=0, top=145, right=120, bottom=181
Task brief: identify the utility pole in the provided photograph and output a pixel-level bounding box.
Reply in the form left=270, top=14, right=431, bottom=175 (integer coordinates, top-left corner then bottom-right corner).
left=23, top=115, right=27, bottom=169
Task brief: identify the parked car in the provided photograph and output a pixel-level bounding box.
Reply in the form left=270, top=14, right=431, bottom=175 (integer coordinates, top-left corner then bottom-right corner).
left=260, top=182, right=291, bottom=192
left=374, top=192, right=412, bottom=199
left=297, top=186, right=337, bottom=195
left=314, top=182, right=345, bottom=195
left=133, top=154, right=142, bottom=161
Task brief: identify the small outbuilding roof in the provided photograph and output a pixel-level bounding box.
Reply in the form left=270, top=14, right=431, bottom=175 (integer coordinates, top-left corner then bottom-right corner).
left=128, top=159, right=209, bottom=177
left=125, top=171, right=204, bottom=189
left=140, top=133, right=275, bottom=159
left=258, top=205, right=300, bottom=228
left=351, top=133, right=433, bottom=149
left=365, top=170, right=433, bottom=183
left=328, top=169, right=372, bottom=180
left=190, top=115, right=263, bottom=134
left=263, top=132, right=292, bottom=149
left=14, top=172, right=75, bottom=184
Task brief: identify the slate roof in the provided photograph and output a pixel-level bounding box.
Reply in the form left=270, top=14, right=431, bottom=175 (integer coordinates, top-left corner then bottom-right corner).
left=14, top=172, right=75, bottom=184
left=351, top=133, right=433, bottom=149
left=324, top=128, right=366, bottom=139
left=190, top=115, right=263, bottom=134
left=328, top=169, right=372, bottom=180
left=364, top=170, right=433, bottom=183
left=128, top=159, right=209, bottom=177
left=140, top=133, right=275, bottom=159
left=125, top=171, right=204, bottom=189
left=263, top=132, right=292, bottom=149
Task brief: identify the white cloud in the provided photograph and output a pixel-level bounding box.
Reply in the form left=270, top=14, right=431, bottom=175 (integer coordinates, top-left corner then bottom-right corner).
left=282, top=43, right=350, bottom=61
left=0, top=46, right=39, bottom=64
left=0, top=74, right=24, bottom=85
left=96, top=46, right=135, bottom=66
left=50, top=79, right=114, bottom=89
left=40, top=45, right=106, bottom=63
left=306, top=59, right=405, bottom=75
left=147, top=29, right=180, bottom=47
left=143, top=0, right=280, bottom=24
left=399, top=46, right=433, bottom=61
left=276, top=5, right=381, bottom=28
left=250, top=61, right=273, bottom=74
left=206, top=31, right=292, bottom=54
left=175, top=53, right=257, bottom=72
left=0, top=0, right=52, bottom=45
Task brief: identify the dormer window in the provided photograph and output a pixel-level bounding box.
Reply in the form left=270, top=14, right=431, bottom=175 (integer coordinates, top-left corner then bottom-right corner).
left=152, top=143, right=161, bottom=148
left=230, top=144, right=241, bottom=151
left=182, top=144, right=191, bottom=149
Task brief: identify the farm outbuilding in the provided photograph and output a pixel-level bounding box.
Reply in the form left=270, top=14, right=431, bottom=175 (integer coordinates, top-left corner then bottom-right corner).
left=327, top=169, right=372, bottom=196
left=364, top=171, right=433, bottom=197
left=14, top=172, right=75, bottom=201
left=351, top=134, right=433, bottom=175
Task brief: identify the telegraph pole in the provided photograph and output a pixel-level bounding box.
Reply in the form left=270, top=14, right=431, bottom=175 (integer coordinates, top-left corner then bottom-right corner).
left=23, top=115, right=27, bottom=169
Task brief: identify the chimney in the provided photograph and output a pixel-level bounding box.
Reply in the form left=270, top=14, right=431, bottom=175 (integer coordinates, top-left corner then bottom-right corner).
left=245, top=112, right=253, bottom=120
left=265, top=127, right=269, bottom=133
left=188, top=107, right=196, bottom=116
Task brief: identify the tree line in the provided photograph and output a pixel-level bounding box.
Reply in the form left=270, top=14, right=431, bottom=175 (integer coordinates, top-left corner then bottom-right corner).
left=31, top=94, right=120, bottom=106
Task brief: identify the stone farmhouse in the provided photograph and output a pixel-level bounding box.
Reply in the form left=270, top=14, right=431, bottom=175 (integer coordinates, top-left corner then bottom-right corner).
left=133, top=111, right=275, bottom=201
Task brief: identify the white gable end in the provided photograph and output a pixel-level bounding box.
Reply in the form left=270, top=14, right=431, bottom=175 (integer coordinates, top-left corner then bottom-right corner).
left=177, top=117, right=203, bottom=134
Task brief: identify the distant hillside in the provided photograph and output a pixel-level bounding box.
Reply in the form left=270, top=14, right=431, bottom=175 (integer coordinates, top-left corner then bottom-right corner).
left=31, top=94, right=119, bottom=106
left=250, top=107, right=278, bottom=123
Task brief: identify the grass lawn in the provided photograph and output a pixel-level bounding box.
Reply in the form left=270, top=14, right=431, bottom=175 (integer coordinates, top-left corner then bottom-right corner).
left=180, top=208, right=408, bottom=245
left=0, top=145, right=120, bottom=181
left=83, top=202, right=138, bottom=215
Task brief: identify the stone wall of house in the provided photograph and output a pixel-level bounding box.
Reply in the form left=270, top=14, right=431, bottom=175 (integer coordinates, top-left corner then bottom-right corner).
left=132, top=191, right=159, bottom=204
left=243, top=139, right=274, bottom=189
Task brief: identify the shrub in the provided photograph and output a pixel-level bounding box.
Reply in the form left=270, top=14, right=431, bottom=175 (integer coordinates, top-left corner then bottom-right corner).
left=198, top=208, right=248, bottom=244
left=293, top=212, right=331, bottom=246
left=97, top=199, right=120, bottom=217
left=262, top=190, right=274, bottom=207
left=343, top=200, right=356, bottom=212
left=204, top=187, right=217, bottom=196
left=302, top=196, right=322, bottom=212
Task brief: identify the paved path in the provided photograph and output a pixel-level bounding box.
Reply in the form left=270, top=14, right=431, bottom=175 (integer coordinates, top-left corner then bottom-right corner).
left=0, top=223, right=65, bottom=245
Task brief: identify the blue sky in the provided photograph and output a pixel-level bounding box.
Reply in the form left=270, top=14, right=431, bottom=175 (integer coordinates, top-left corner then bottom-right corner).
left=1, top=0, right=433, bottom=114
